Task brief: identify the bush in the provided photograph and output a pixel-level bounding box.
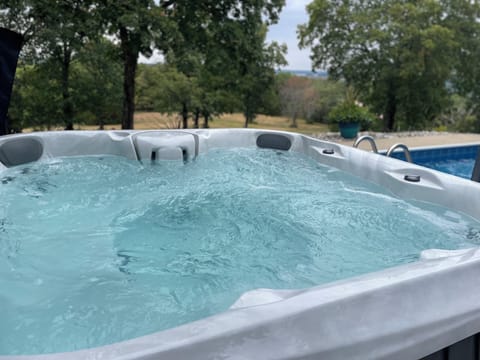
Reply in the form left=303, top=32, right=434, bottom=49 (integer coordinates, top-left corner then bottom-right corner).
left=327, top=101, right=375, bottom=131
left=453, top=115, right=480, bottom=133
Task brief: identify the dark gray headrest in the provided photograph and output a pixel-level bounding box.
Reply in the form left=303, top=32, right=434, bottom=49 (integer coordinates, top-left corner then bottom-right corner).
left=256, top=133, right=292, bottom=151
left=0, top=137, right=43, bottom=167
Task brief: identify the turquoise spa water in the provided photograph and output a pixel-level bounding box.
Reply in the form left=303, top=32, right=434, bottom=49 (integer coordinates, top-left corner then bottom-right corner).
left=1, top=148, right=480, bottom=355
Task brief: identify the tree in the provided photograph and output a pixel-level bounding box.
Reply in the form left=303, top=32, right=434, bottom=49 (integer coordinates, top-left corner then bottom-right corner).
left=9, top=61, right=63, bottom=131
left=136, top=64, right=200, bottom=128
left=4, top=1, right=286, bottom=130
left=299, top=0, right=459, bottom=131
left=162, top=68, right=199, bottom=129
left=279, top=76, right=315, bottom=128
left=35, top=0, right=99, bottom=130
left=0, top=0, right=36, bottom=56
left=238, top=39, right=287, bottom=128
left=72, top=39, right=123, bottom=129
left=165, top=0, right=286, bottom=129
left=443, top=0, right=480, bottom=129
left=9, top=39, right=123, bottom=132
left=309, top=78, right=345, bottom=123
left=136, top=64, right=164, bottom=112
left=1, top=0, right=100, bottom=130
left=98, top=0, right=172, bottom=130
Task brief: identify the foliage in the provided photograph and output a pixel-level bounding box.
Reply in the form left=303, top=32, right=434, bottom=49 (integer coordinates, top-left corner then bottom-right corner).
left=308, top=79, right=345, bottom=123
left=71, top=39, right=123, bottom=128
left=439, top=94, right=480, bottom=133
left=11, top=0, right=480, bottom=134
left=97, top=0, right=173, bottom=129
left=276, top=75, right=344, bottom=126
left=8, top=39, right=122, bottom=131
left=136, top=64, right=165, bottom=112
left=299, top=0, right=462, bottom=131
left=237, top=37, right=287, bottom=127
left=136, top=64, right=203, bottom=127
left=9, top=62, right=63, bottom=130
left=327, top=101, right=374, bottom=131
left=1, top=0, right=102, bottom=129
left=165, top=1, right=286, bottom=128
left=279, top=76, right=316, bottom=128
left=2, top=1, right=287, bottom=131
left=443, top=1, right=480, bottom=130
left=453, top=115, right=480, bottom=134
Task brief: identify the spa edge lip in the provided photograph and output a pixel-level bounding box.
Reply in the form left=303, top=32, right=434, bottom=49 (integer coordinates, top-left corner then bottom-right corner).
left=1, top=129, right=480, bottom=360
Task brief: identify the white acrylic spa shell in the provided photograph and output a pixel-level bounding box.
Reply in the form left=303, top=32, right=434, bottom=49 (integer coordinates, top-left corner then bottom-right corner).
left=1, top=129, right=480, bottom=360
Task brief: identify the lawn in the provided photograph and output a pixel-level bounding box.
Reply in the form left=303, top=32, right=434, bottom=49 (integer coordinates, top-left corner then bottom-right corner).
left=73, top=112, right=329, bottom=135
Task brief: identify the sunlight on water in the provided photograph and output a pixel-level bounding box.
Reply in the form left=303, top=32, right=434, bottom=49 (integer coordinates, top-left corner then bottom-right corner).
left=1, top=148, right=480, bottom=355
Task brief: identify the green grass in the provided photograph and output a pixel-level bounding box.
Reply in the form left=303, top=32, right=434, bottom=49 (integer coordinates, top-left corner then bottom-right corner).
left=71, top=112, right=328, bottom=135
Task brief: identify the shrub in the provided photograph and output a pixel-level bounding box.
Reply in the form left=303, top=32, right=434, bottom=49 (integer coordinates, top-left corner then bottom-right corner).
left=327, top=101, right=375, bottom=131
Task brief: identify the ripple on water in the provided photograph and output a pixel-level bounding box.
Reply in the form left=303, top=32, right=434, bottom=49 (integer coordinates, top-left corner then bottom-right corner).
left=1, top=149, right=480, bottom=355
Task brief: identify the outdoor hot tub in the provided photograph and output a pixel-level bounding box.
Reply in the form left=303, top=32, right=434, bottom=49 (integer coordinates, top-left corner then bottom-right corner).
left=1, top=129, right=480, bottom=360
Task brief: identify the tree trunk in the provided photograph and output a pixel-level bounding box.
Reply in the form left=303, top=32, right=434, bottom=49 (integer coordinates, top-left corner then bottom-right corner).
left=244, top=112, right=254, bottom=128
left=181, top=102, right=188, bottom=129
left=193, top=108, right=200, bottom=128
left=383, top=83, right=397, bottom=131
left=120, top=26, right=138, bottom=130
left=291, top=111, right=298, bottom=128
left=203, top=113, right=209, bottom=128
left=244, top=98, right=256, bottom=128
left=291, top=117, right=298, bottom=128
left=62, top=46, right=73, bottom=130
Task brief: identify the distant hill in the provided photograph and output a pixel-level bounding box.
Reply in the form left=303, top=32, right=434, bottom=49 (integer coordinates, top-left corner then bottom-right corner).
left=278, top=69, right=328, bottom=78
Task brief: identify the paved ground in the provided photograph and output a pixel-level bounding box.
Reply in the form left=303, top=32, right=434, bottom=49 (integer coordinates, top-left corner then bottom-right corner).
left=314, top=131, right=480, bottom=151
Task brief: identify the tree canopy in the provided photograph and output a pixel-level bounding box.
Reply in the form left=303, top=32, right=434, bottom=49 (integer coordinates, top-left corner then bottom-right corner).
left=4, top=0, right=480, bottom=133
left=1, top=0, right=287, bottom=131
left=163, top=1, right=286, bottom=128
left=299, top=0, right=475, bottom=131
left=1, top=0, right=100, bottom=129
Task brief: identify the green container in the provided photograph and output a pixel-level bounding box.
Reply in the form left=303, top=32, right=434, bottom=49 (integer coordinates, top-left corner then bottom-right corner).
left=339, top=122, right=360, bottom=139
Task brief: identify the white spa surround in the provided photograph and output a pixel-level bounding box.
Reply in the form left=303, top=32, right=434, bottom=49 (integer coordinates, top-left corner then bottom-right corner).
left=1, top=129, right=480, bottom=360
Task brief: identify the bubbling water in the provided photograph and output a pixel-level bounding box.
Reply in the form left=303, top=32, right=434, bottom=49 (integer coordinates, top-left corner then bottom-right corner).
left=1, top=148, right=479, bottom=355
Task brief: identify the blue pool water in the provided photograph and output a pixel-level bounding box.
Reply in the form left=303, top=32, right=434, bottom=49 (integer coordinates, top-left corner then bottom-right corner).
left=388, top=144, right=479, bottom=179
left=420, top=158, right=475, bottom=179
left=1, top=149, right=480, bottom=355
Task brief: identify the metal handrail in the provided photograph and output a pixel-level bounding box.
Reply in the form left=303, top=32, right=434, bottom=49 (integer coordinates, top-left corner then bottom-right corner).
left=386, top=143, right=413, bottom=163
left=353, top=135, right=378, bottom=153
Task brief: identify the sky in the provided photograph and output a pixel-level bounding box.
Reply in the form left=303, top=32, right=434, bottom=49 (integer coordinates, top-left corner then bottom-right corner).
left=267, top=0, right=311, bottom=70
left=140, top=0, right=312, bottom=70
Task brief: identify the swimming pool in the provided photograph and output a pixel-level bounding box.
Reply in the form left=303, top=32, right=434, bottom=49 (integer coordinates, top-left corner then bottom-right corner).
left=1, top=130, right=480, bottom=360
left=387, top=143, right=480, bottom=180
